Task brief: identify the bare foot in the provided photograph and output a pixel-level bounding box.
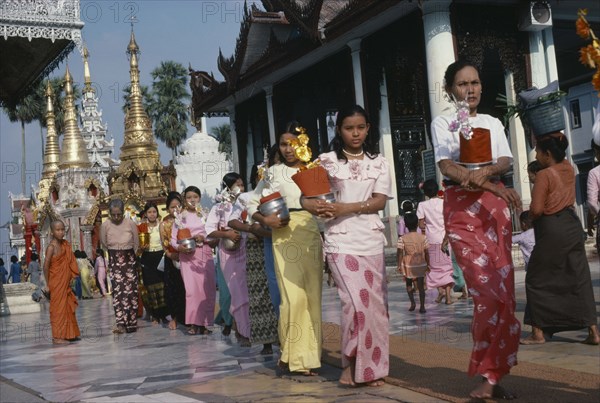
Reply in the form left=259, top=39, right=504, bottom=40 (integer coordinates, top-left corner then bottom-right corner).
left=582, top=335, right=600, bottom=345
left=419, top=307, right=426, bottom=313
left=470, top=379, right=494, bottom=399
left=168, top=319, right=177, bottom=330
left=520, top=335, right=545, bottom=345
left=409, top=303, right=416, bottom=312
left=52, top=338, right=69, bottom=344
left=339, top=366, right=355, bottom=386
left=366, top=378, right=385, bottom=387
left=445, top=299, right=454, bottom=305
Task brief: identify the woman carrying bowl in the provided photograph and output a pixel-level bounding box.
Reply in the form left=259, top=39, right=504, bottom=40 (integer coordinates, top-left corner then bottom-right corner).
left=302, top=105, right=392, bottom=387
left=431, top=60, right=521, bottom=399
left=249, top=129, right=323, bottom=376
left=170, top=186, right=216, bottom=335
left=206, top=172, right=250, bottom=345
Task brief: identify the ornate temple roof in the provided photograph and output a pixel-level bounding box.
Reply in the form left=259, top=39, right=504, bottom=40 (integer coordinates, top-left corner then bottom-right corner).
left=190, top=0, right=403, bottom=118
left=0, top=0, right=84, bottom=107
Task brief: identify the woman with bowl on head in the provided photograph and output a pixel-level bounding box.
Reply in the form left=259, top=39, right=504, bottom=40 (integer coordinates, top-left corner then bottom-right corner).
left=431, top=60, right=522, bottom=399
left=171, top=186, right=216, bottom=335
left=302, top=105, right=392, bottom=387
left=249, top=127, right=323, bottom=376
left=523, top=133, right=599, bottom=345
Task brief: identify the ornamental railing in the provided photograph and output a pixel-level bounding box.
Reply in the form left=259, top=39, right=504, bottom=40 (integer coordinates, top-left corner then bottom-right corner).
left=0, top=0, right=82, bottom=25
left=0, top=0, right=83, bottom=44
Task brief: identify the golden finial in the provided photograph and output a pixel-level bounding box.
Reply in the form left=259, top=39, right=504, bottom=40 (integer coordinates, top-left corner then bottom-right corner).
left=59, top=64, right=91, bottom=169
left=83, top=46, right=94, bottom=93
left=41, top=81, right=60, bottom=179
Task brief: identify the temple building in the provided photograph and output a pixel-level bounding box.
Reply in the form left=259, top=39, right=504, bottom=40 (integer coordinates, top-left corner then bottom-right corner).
left=174, top=116, right=233, bottom=209
left=108, top=28, right=169, bottom=217
left=79, top=46, right=118, bottom=184
left=190, top=0, right=600, bottom=238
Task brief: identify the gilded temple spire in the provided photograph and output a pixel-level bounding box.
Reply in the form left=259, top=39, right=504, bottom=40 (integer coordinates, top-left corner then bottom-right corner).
left=82, top=46, right=94, bottom=93
left=59, top=64, right=91, bottom=169
left=41, top=81, right=61, bottom=179
left=109, top=27, right=166, bottom=201
left=121, top=26, right=158, bottom=151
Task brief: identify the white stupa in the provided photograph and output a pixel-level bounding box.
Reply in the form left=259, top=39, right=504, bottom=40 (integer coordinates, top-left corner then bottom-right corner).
left=174, top=117, right=232, bottom=209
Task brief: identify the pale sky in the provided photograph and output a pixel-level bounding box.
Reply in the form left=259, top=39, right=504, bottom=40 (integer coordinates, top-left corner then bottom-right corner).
left=0, top=0, right=248, bottom=260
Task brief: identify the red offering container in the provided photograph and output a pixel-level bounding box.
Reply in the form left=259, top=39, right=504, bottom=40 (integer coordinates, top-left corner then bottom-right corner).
left=459, top=128, right=492, bottom=165
left=291, top=166, right=331, bottom=197
left=260, top=192, right=283, bottom=205
left=177, top=228, right=192, bottom=240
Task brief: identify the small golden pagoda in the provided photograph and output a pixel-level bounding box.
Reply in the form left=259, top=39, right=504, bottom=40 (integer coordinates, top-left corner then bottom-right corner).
left=59, top=65, right=91, bottom=170
left=37, top=81, right=61, bottom=203
left=109, top=27, right=167, bottom=208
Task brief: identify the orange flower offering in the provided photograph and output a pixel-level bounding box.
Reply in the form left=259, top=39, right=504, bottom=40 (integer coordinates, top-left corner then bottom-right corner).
left=138, top=223, right=148, bottom=233
left=289, top=127, right=333, bottom=197
left=577, top=9, right=600, bottom=92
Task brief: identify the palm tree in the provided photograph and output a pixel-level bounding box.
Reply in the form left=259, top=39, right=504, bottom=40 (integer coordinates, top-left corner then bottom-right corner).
left=149, top=61, right=190, bottom=160
left=210, top=123, right=232, bottom=160
left=121, top=84, right=154, bottom=115
left=3, top=92, right=41, bottom=194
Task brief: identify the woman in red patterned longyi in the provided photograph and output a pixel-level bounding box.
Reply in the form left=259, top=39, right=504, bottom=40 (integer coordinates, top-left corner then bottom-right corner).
left=431, top=60, right=522, bottom=400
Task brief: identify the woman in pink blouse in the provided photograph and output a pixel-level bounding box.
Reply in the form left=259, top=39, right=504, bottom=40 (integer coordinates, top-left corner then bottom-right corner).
left=100, top=199, right=139, bottom=334
left=303, top=105, right=392, bottom=387
left=171, top=186, right=216, bottom=335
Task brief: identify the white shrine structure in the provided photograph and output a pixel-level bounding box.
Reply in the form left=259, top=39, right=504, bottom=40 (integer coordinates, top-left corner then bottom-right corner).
left=79, top=47, right=118, bottom=182
left=174, top=117, right=232, bottom=209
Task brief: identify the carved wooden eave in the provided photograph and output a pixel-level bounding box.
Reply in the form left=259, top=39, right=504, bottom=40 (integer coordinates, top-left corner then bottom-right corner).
left=0, top=0, right=84, bottom=107
left=265, top=0, right=324, bottom=42
left=218, top=2, right=253, bottom=91
left=323, top=0, right=398, bottom=41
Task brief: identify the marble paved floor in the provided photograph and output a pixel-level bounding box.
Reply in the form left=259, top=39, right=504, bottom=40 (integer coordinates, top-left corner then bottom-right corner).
left=1, top=246, right=599, bottom=402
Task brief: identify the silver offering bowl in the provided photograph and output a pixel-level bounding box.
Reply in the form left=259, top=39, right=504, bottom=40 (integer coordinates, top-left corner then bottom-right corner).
left=259, top=196, right=290, bottom=219
left=177, top=238, right=196, bottom=250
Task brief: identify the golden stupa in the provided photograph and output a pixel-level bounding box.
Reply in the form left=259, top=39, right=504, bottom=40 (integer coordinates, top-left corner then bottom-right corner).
left=109, top=27, right=166, bottom=201
left=37, top=81, right=61, bottom=203
left=59, top=65, right=91, bottom=170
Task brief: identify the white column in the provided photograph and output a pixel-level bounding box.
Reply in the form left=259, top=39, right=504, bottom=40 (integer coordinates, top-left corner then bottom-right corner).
left=264, top=86, right=277, bottom=145
left=505, top=72, right=531, bottom=208
left=542, top=28, right=558, bottom=84
left=347, top=39, right=365, bottom=106
left=227, top=106, right=240, bottom=172
left=379, top=69, right=399, bottom=245
left=528, top=31, right=548, bottom=89
left=422, top=0, right=455, bottom=119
